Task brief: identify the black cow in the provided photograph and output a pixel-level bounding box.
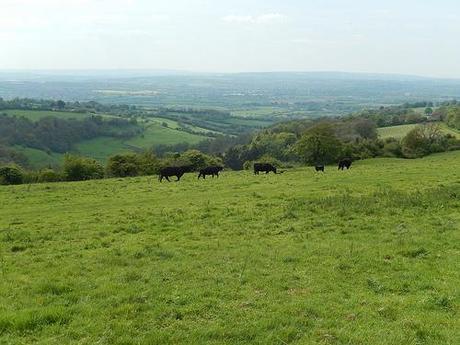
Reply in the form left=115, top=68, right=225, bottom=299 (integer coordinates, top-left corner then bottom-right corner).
left=338, top=159, right=352, bottom=170
left=254, top=163, right=277, bottom=175
left=315, top=165, right=325, bottom=172
left=159, top=166, right=192, bottom=182
left=198, top=166, right=223, bottom=179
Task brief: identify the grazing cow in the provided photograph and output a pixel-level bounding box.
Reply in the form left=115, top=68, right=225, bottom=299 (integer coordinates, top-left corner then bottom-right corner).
left=254, top=163, right=277, bottom=175
left=338, top=159, right=352, bottom=170
left=198, top=166, right=223, bottom=179
left=158, top=166, right=192, bottom=182
left=315, top=165, right=325, bottom=172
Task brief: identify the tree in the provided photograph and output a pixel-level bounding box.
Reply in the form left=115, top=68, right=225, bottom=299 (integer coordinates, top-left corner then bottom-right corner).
left=56, top=100, right=66, bottom=110
left=401, top=124, right=447, bottom=158
left=425, top=107, right=433, bottom=116
left=295, top=124, right=343, bottom=165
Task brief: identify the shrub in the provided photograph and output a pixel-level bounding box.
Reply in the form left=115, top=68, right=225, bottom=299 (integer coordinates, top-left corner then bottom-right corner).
left=106, top=151, right=161, bottom=177
left=0, top=165, right=24, bottom=185
left=162, top=150, right=223, bottom=171
left=37, top=169, right=62, bottom=183
left=63, top=154, right=104, bottom=181
left=106, top=154, right=141, bottom=177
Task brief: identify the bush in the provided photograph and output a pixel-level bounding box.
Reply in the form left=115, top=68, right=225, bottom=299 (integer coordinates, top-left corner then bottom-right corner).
left=63, top=154, right=104, bottom=181
left=106, top=154, right=141, bottom=177
left=37, top=169, right=63, bottom=183
left=162, top=150, right=223, bottom=171
left=106, top=151, right=161, bottom=177
left=0, top=165, right=24, bottom=185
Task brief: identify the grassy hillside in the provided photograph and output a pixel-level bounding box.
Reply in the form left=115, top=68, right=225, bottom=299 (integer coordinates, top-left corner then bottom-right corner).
left=76, top=124, right=208, bottom=161
left=0, top=110, right=210, bottom=167
left=378, top=122, right=460, bottom=139
left=0, top=153, right=459, bottom=344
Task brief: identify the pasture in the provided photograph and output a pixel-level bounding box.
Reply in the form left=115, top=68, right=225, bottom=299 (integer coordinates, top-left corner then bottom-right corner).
left=0, top=152, right=459, bottom=344
left=378, top=123, right=460, bottom=139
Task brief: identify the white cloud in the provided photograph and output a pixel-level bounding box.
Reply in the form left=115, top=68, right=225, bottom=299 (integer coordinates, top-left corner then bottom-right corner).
left=222, top=13, right=286, bottom=25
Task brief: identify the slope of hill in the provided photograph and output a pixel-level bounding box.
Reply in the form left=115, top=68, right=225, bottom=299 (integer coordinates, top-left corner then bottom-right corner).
left=378, top=123, right=460, bottom=139
left=0, top=152, right=459, bottom=344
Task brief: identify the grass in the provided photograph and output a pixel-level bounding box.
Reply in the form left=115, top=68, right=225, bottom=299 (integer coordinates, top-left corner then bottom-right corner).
left=377, top=124, right=419, bottom=139
left=13, top=146, right=64, bottom=168
left=0, top=152, right=459, bottom=344
left=378, top=122, right=460, bottom=139
left=125, top=123, right=207, bottom=147
left=75, top=137, right=133, bottom=161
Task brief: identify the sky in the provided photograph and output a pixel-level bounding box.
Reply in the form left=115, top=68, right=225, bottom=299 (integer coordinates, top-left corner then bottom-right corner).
left=1, top=0, right=459, bottom=78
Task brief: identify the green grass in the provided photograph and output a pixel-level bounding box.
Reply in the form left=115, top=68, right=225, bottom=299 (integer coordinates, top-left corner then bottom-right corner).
left=76, top=124, right=207, bottom=162
left=125, top=123, right=207, bottom=147
left=13, top=146, right=64, bottom=168
left=378, top=122, right=460, bottom=140
left=75, top=137, right=133, bottom=161
left=0, top=152, right=459, bottom=344
left=377, top=124, right=419, bottom=139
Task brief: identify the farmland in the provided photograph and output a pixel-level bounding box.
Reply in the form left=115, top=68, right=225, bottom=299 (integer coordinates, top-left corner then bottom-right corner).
left=0, top=151, right=459, bottom=344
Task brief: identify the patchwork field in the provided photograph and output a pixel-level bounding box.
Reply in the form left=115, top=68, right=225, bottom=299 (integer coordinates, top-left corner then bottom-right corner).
left=0, top=152, right=459, bottom=344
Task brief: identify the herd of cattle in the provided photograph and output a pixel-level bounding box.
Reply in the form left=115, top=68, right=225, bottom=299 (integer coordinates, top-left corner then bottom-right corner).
left=158, top=159, right=352, bottom=182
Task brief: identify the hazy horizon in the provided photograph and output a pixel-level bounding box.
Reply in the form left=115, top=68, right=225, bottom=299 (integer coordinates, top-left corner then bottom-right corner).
left=1, top=0, right=460, bottom=78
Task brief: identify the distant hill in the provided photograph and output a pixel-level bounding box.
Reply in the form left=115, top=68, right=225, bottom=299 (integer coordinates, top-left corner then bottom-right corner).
left=1, top=71, right=459, bottom=111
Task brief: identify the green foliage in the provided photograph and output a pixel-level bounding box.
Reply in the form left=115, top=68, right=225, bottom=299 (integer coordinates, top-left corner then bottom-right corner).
left=62, top=154, right=104, bottom=181
left=106, top=152, right=161, bottom=177
left=401, top=124, right=449, bottom=158
left=242, top=155, right=283, bottom=170
left=445, top=106, right=460, bottom=129
left=295, top=124, right=343, bottom=164
left=0, top=165, right=24, bottom=185
left=37, top=169, right=63, bottom=183
left=164, top=150, right=222, bottom=171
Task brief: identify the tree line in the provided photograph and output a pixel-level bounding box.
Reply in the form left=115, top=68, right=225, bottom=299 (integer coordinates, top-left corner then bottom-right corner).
left=0, top=113, right=141, bottom=157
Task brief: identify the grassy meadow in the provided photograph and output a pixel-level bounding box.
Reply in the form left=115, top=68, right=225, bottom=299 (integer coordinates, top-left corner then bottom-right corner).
left=377, top=123, right=460, bottom=139
left=0, top=152, right=459, bottom=344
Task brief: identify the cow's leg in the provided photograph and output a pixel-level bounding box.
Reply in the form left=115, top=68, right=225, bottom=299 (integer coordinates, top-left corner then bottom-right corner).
left=159, top=175, right=163, bottom=182
left=165, top=176, right=171, bottom=182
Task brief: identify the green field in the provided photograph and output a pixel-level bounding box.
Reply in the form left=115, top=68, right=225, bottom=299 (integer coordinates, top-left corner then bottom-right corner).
left=378, top=123, right=460, bottom=139
left=0, top=152, right=459, bottom=344
left=13, top=146, right=64, bottom=168
left=75, top=125, right=207, bottom=161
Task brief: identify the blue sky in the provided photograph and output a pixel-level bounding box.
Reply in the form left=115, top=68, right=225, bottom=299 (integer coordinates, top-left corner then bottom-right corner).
left=1, top=0, right=459, bottom=77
